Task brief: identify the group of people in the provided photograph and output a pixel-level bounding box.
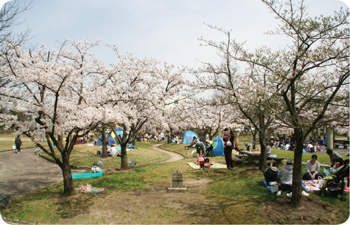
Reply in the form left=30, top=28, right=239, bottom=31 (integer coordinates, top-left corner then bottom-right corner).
left=264, top=147, right=346, bottom=198
left=186, top=128, right=239, bottom=170
left=184, top=136, right=210, bottom=170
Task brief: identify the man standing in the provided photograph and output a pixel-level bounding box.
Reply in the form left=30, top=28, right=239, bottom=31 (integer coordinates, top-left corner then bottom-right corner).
left=15, top=135, right=22, bottom=154
left=223, top=137, right=233, bottom=170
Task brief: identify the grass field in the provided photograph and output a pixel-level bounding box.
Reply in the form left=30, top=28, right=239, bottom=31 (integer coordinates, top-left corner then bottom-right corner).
left=0, top=133, right=47, bottom=151
left=1, top=137, right=349, bottom=224
left=39, top=141, right=169, bottom=168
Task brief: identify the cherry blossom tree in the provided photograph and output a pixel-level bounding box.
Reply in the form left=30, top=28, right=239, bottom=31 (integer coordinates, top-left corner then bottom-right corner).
left=99, top=49, right=189, bottom=169
left=0, top=0, right=32, bottom=91
left=220, top=0, right=349, bottom=206
left=193, top=24, right=282, bottom=170
left=0, top=39, right=115, bottom=196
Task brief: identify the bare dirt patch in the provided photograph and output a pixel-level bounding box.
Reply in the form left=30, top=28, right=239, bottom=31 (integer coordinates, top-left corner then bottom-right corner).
left=259, top=196, right=343, bottom=224
left=57, top=178, right=217, bottom=224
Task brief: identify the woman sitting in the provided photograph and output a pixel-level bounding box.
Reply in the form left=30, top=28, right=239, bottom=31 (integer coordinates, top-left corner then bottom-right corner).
left=302, top=154, right=322, bottom=180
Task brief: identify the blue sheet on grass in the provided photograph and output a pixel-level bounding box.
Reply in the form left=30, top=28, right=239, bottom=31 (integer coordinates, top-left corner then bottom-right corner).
left=72, top=171, right=104, bottom=179
left=263, top=180, right=271, bottom=191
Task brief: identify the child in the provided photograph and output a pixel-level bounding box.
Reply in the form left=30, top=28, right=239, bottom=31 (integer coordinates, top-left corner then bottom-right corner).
left=196, top=147, right=206, bottom=170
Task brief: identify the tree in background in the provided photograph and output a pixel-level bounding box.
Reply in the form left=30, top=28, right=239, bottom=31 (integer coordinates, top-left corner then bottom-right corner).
left=100, top=49, right=189, bottom=169
left=193, top=25, right=281, bottom=170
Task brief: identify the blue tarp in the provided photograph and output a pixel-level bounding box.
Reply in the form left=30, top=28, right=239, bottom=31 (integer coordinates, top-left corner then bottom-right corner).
left=181, top=131, right=199, bottom=144
left=72, top=171, right=104, bottom=179
left=212, top=136, right=224, bottom=156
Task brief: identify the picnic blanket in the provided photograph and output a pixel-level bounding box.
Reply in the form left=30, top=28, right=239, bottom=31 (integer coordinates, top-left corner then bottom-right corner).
left=263, top=180, right=272, bottom=191
left=302, top=180, right=320, bottom=192
left=75, top=187, right=105, bottom=193
left=72, top=171, right=104, bottom=179
left=263, top=180, right=315, bottom=193
left=186, top=162, right=227, bottom=170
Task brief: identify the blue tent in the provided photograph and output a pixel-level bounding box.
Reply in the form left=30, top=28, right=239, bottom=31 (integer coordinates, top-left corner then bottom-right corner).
left=212, top=136, right=224, bottom=156
left=181, top=131, right=199, bottom=144
left=97, top=128, right=123, bottom=146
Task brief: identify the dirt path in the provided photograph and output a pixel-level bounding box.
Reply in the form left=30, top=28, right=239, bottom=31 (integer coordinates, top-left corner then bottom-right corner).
left=150, top=143, right=184, bottom=163
left=0, top=144, right=183, bottom=198
left=0, top=149, right=63, bottom=197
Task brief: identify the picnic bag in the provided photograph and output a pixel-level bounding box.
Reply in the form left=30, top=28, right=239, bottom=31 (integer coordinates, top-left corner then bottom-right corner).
left=318, top=177, right=327, bottom=189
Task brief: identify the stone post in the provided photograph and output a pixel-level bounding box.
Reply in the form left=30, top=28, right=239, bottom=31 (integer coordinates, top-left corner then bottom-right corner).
left=326, top=127, right=334, bottom=149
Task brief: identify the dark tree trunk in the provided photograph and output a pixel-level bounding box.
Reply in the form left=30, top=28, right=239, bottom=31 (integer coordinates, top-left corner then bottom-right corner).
left=258, top=129, right=267, bottom=170
left=61, top=153, right=74, bottom=196
left=120, top=142, right=128, bottom=170
left=132, top=133, right=136, bottom=145
left=167, top=128, right=173, bottom=144
left=208, top=128, right=212, bottom=140
left=101, top=127, right=108, bottom=158
left=291, top=127, right=304, bottom=207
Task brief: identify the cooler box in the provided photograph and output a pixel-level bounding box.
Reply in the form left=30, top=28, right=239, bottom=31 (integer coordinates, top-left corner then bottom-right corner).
left=269, top=181, right=279, bottom=193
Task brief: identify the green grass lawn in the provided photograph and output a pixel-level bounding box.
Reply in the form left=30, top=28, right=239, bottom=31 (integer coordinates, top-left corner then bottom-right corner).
left=39, top=141, right=170, bottom=168
left=1, top=141, right=349, bottom=224
left=271, top=148, right=349, bottom=164
left=0, top=133, right=47, bottom=151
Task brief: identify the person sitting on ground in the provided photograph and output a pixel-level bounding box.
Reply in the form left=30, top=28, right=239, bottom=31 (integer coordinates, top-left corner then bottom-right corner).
left=185, top=137, right=197, bottom=149
left=289, top=142, right=296, bottom=151
left=327, top=149, right=344, bottom=167
left=244, top=142, right=251, bottom=151
left=276, top=160, right=293, bottom=196
left=196, top=146, right=206, bottom=170
left=266, top=144, right=272, bottom=157
left=302, top=154, right=322, bottom=180
left=263, top=166, right=279, bottom=184
left=318, top=136, right=324, bottom=146
left=285, top=142, right=290, bottom=150
left=306, top=142, right=314, bottom=152
left=205, top=141, right=214, bottom=157
left=195, top=138, right=206, bottom=153
left=330, top=158, right=344, bottom=175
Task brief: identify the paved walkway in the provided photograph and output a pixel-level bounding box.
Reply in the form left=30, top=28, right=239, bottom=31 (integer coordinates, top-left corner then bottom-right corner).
left=0, top=149, right=62, bottom=197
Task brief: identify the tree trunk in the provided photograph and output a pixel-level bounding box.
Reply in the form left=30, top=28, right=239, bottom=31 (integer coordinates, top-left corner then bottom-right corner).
left=132, top=134, right=136, bottom=145
left=61, top=153, right=74, bottom=196
left=258, top=129, right=267, bottom=170
left=291, top=127, right=303, bottom=207
left=120, top=143, right=128, bottom=170
left=167, top=128, right=173, bottom=144
left=252, top=130, right=258, bottom=150
left=208, top=128, right=213, bottom=140
left=101, top=127, right=108, bottom=158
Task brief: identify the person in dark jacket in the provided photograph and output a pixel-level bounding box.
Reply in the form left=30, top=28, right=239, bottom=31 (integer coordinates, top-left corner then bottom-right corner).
left=15, top=135, right=22, bottom=154
left=263, top=166, right=279, bottom=184
left=223, top=137, right=233, bottom=170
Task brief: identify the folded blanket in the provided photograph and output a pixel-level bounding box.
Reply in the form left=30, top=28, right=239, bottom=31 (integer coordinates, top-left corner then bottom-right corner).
left=75, top=187, right=105, bottom=193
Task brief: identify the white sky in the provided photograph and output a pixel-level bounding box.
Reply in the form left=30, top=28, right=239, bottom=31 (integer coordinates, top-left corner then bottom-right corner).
left=2, top=0, right=350, bottom=70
